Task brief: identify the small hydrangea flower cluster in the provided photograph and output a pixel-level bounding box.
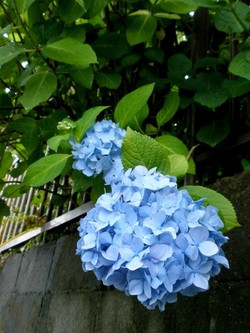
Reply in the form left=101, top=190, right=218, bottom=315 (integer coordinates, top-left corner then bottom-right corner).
left=76, top=165, right=229, bottom=311
left=71, top=119, right=126, bottom=177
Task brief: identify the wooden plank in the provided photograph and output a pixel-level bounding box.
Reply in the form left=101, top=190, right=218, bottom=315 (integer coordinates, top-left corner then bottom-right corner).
left=0, top=202, right=93, bottom=253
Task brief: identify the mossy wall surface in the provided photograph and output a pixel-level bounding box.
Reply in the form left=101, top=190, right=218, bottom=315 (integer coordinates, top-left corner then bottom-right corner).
left=0, top=172, right=249, bottom=333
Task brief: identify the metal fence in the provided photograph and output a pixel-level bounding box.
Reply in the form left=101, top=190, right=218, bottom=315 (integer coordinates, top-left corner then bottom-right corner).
left=0, top=171, right=91, bottom=251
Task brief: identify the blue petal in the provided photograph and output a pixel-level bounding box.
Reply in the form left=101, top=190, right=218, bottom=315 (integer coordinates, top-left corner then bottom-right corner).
left=82, top=234, right=96, bottom=249
left=131, top=237, right=144, bottom=253
left=212, top=255, right=229, bottom=268
left=126, top=256, right=144, bottom=271
left=193, top=273, right=209, bottom=290
left=189, top=226, right=209, bottom=244
left=187, top=210, right=205, bottom=226
left=199, top=241, right=219, bottom=256
left=102, top=244, right=119, bottom=261
left=185, top=245, right=199, bottom=261
left=128, top=279, right=143, bottom=295
left=150, top=244, right=173, bottom=261
left=144, top=281, right=152, bottom=298
left=119, top=247, right=135, bottom=261
left=175, top=234, right=189, bottom=250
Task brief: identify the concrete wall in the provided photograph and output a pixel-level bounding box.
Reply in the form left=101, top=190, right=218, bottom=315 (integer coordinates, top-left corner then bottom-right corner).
left=0, top=172, right=250, bottom=333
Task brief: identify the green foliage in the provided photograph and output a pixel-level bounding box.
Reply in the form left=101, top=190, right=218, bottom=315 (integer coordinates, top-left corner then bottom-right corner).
left=42, top=38, right=97, bottom=67
left=122, top=127, right=171, bottom=175
left=156, top=91, right=180, bottom=127
left=0, top=0, right=248, bottom=231
left=155, top=135, right=195, bottom=174
left=20, top=71, right=57, bottom=110
left=229, top=52, right=250, bottom=81
left=23, top=154, right=71, bottom=186
left=114, top=83, right=155, bottom=129
left=126, top=13, right=157, bottom=46
left=122, top=128, right=189, bottom=178
left=0, top=198, right=10, bottom=219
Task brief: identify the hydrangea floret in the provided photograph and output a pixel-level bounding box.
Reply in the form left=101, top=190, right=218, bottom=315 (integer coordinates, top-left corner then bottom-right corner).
left=76, top=165, right=229, bottom=311
left=71, top=119, right=126, bottom=178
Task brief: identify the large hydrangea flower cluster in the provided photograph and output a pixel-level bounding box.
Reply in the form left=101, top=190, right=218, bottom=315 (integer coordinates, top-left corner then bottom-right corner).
left=71, top=119, right=126, bottom=177
left=76, top=165, right=229, bottom=311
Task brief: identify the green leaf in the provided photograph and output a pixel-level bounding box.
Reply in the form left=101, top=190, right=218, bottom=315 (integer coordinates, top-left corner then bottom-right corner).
left=168, top=154, right=188, bottom=178
left=74, top=106, right=109, bottom=142
left=20, top=71, right=57, bottom=110
left=126, top=104, right=149, bottom=132
left=2, top=184, right=29, bottom=198
left=197, top=118, right=230, bottom=148
left=0, top=151, right=13, bottom=179
left=126, top=15, right=157, bottom=46
left=0, top=93, right=12, bottom=118
left=21, top=126, right=41, bottom=155
left=42, top=38, right=97, bottom=67
left=241, top=159, right=250, bottom=171
left=85, top=0, right=109, bottom=17
left=194, top=57, right=225, bottom=69
left=122, top=128, right=171, bottom=175
left=156, top=91, right=180, bottom=127
left=51, top=193, right=67, bottom=206
left=71, top=170, right=93, bottom=193
left=59, top=0, right=86, bottom=23
left=114, top=83, right=155, bottom=128
left=0, top=43, right=26, bottom=67
left=194, top=89, right=229, bottom=109
left=229, top=51, right=250, bottom=81
left=8, top=118, right=37, bottom=133
left=214, top=2, right=250, bottom=33
left=181, top=185, right=240, bottom=232
left=153, top=12, right=181, bottom=20
left=16, top=0, right=36, bottom=13
left=155, top=135, right=195, bottom=174
left=159, top=0, right=197, bottom=14
left=0, top=198, right=10, bottom=219
left=160, top=0, right=218, bottom=13
left=10, top=161, right=28, bottom=178
left=69, top=66, right=94, bottom=89
left=95, top=71, right=122, bottom=89
left=90, top=174, right=106, bottom=203
left=145, top=123, right=158, bottom=136
left=92, top=33, right=131, bottom=60
left=222, top=77, right=250, bottom=98
left=47, top=133, right=71, bottom=152
left=23, top=154, right=71, bottom=187
left=121, top=53, right=141, bottom=67
left=167, top=54, right=193, bottom=89
left=194, top=73, right=229, bottom=109
left=144, top=48, right=165, bottom=64
left=168, top=54, right=192, bottom=76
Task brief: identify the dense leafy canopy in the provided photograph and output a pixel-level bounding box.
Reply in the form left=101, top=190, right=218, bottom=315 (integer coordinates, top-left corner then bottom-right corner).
left=0, top=0, right=249, bottom=230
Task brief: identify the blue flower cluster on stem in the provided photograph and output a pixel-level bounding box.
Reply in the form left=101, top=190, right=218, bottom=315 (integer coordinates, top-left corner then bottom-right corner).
left=76, top=163, right=229, bottom=311
left=71, top=119, right=126, bottom=177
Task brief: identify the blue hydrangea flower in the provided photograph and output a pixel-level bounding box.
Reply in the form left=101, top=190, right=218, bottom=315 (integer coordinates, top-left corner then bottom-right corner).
left=71, top=119, right=126, bottom=178
left=76, top=166, right=229, bottom=311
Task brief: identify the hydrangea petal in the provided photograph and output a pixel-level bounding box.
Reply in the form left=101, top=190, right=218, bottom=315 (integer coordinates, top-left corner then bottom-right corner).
left=193, top=273, right=209, bottom=290
left=102, top=245, right=119, bottom=261
left=199, top=241, right=219, bottom=256
left=126, top=256, right=144, bottom=271
left=129, top=279, right=144, bottom=295
left=150, top=244, right=173, bottom=261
